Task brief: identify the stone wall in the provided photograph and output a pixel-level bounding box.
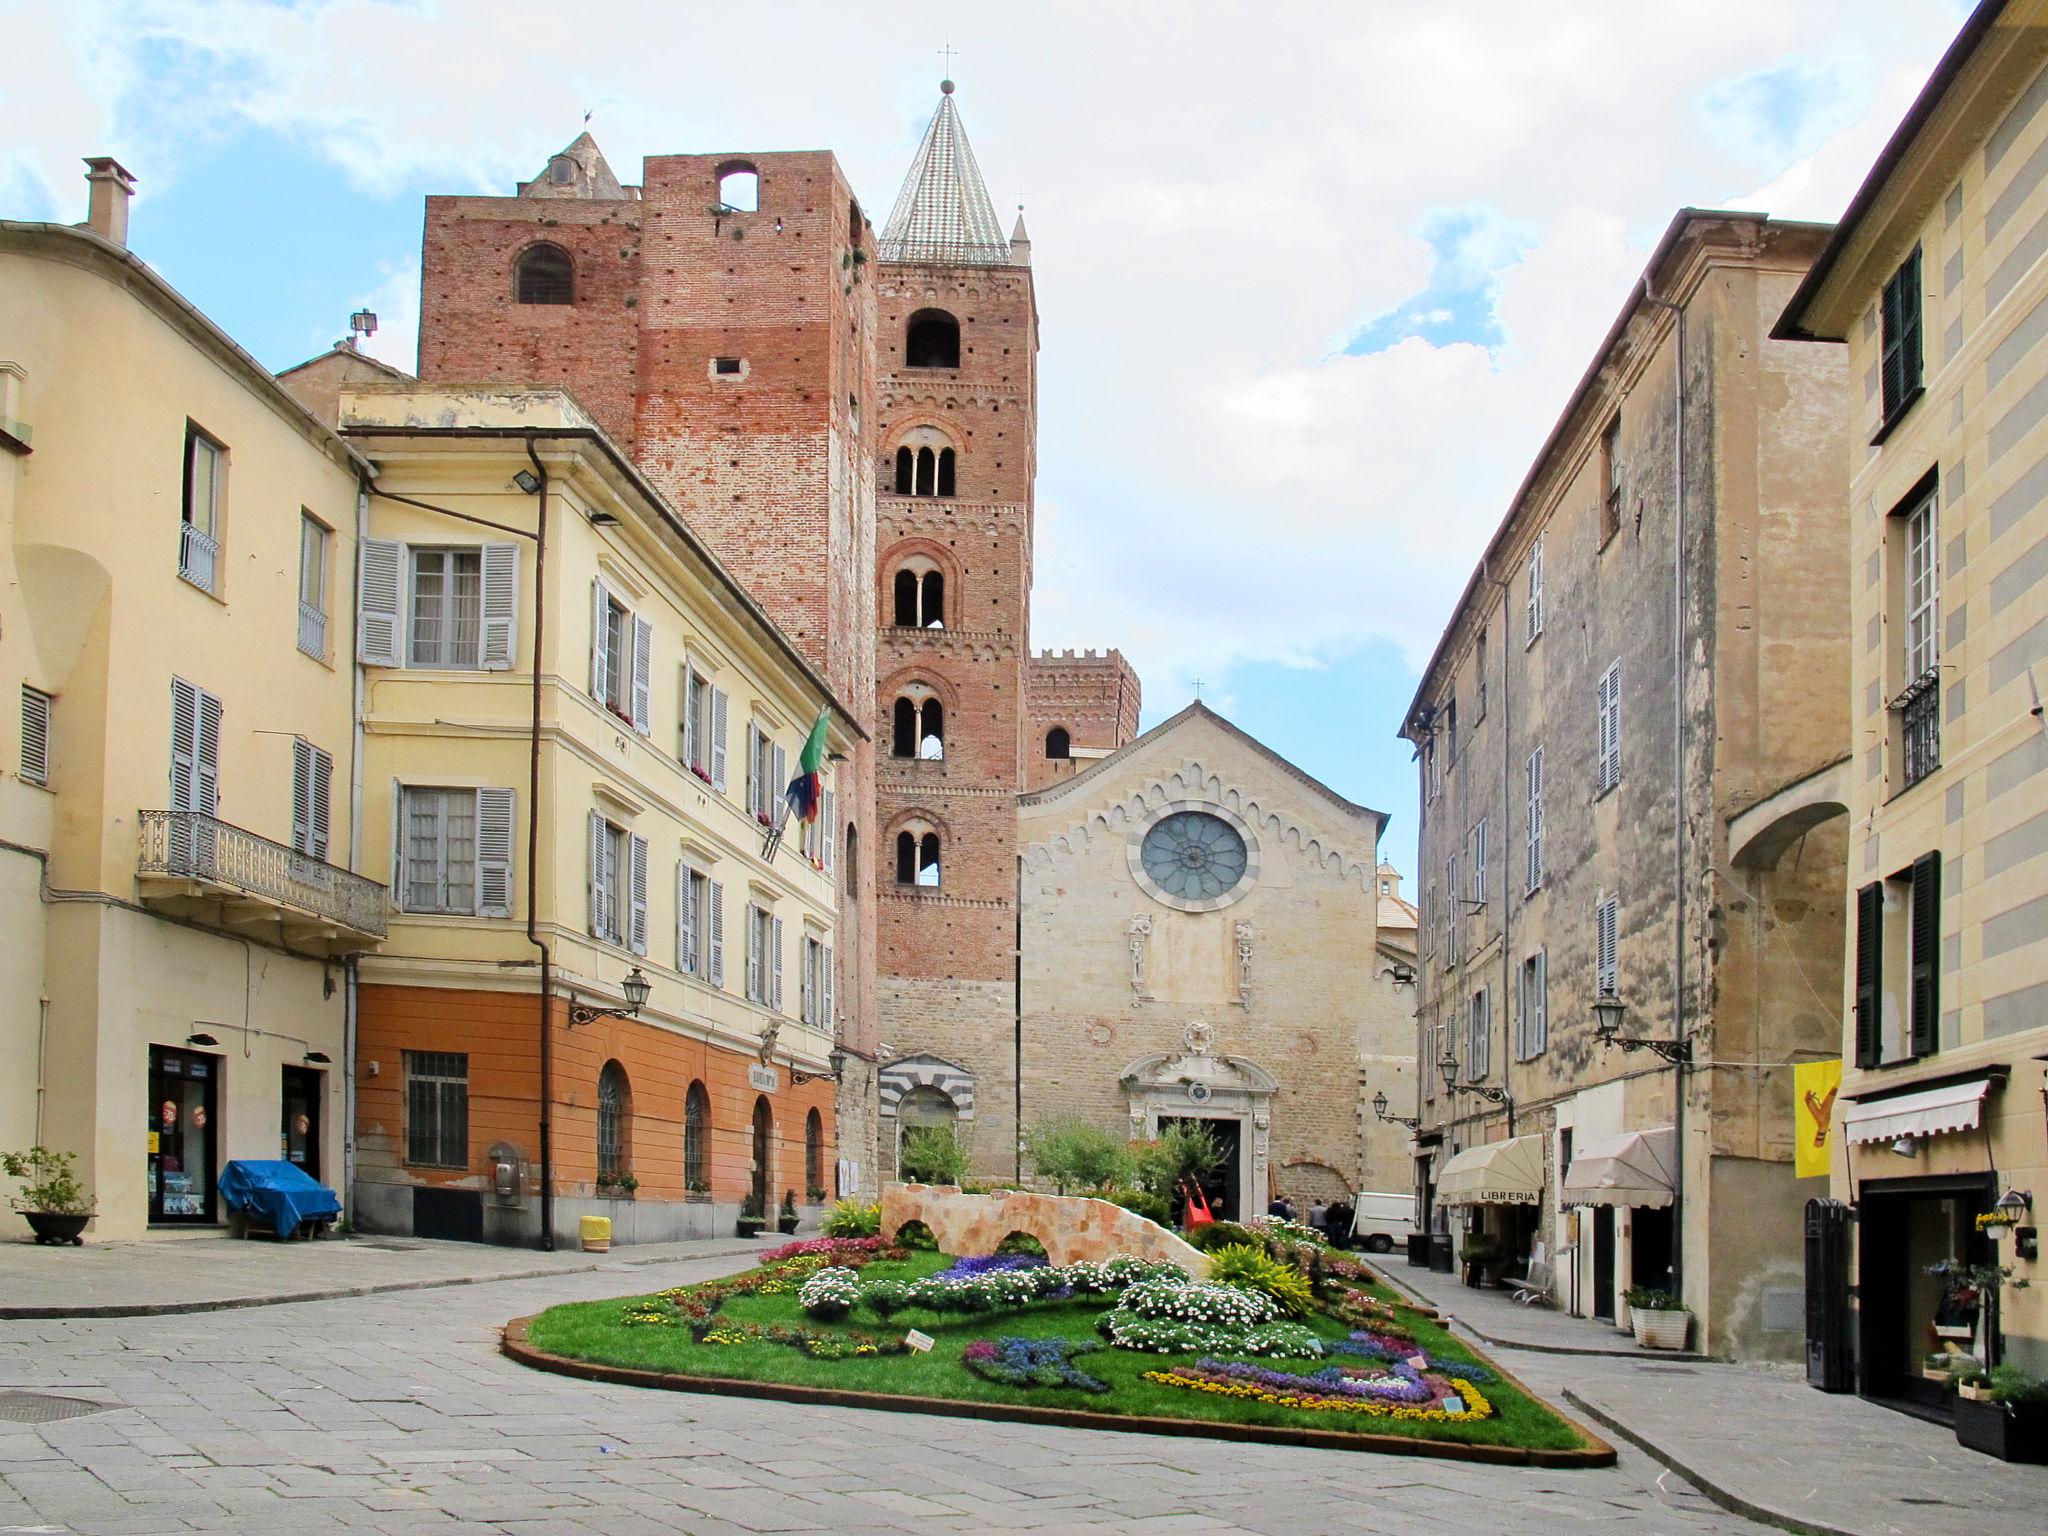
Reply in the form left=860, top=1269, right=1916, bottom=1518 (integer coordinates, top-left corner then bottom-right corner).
left=880, top=1182, right=1210, bottom=1274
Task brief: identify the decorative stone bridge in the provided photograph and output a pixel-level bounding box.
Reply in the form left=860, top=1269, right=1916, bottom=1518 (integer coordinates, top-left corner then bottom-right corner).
left=879, top=1183, right=1210, bottom=1275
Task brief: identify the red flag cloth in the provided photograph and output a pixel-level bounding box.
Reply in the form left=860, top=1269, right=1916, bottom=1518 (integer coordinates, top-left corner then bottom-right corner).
left=1181, top=1181, right=1214, bottom=1227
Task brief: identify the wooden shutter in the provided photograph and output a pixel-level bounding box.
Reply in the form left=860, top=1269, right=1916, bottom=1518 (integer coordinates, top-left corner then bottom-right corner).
left=1534, top=950, right=1547, bottom=1055
left=822, top=944, right=833, bottom=1030
left=628, top=833, right=649, bottom=955
left=822, top=789, right=836, bottom=873
left=476, top=787, right=514, bottom=917
left=677, top=865, right=697, bottom=974
left=712, top=884, right=729, bottom=991
left=681, top=669, right=698, bottom=768
left=771, top=915, right=785, bottom=1013
left=746, top=903, right=763, bottom=1001
left=746, top=723, right=761, bottom=815
left=1597, top=897, right=1618, bottom=995
left=1526, top=746, right=1543, bottom=891
left=588, top=808, right=608, bottom=938
left=479, top=543, right=518, bottom=669
left=802, top=939, right=816, bottom=1025
left=589, top=580, right=609, bottom=702
left=710, top=688, right=729, bottom=792
left=1526, top=536, right=1542, bottom=641
left=194, top=687, right=222, bottom=817
left=19, top=687, right=50, bottom=787
left=1854, top=881, right=1882, bottom=1068
left=631, top=614, right=653, bottom=735
left=1910, top=852, right=1941, bottom=1057
left=171, top=677, right=198, bottom=813
left=357, top=538, right=404, bottom=667
left=292, top=738, right=314, bottom=854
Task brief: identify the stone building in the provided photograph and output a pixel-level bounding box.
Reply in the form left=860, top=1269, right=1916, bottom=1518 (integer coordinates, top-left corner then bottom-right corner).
left=1776, top=0, right=2048, bottom=1398
left=1012, top=704, right=1392, bottom=1218
left=1400, top=209, right=1852, bottom=1360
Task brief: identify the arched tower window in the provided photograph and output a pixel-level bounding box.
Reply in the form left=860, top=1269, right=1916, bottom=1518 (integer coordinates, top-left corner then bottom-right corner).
left=1045, top=727, right=1071, bottom=760
left=918, top=832, right=941, bottom=886
left=684, top=1080, right=710, bottom=1189
left=845, top=823, right=859, bottom=896
left=597, top=1060, right=631, bottom=1181
left=921, top=570, right=944, bottom=625
left=805, top=1108, right=824, bottom=1196
left=916, top=446, right=936, bottom=495
left=905, top=309, right=961, bottom=369
left=919, top=700, right=944, bottom=759
left=892, top=697, right=917, bottom=758
left=888, top=558, right=946, bottom=627
left=896, top=829, right=915, bottom=884
left=895, top=447, right=914, bottom=496
left=717, top=160, right=760, bottom=212
left=937, top=447, right=956, bottom=497
left=895, top=829, right=941, bottom=886
left=514, top=243, right=574, bottom=305
left=893, top=567, right=919, bottom=626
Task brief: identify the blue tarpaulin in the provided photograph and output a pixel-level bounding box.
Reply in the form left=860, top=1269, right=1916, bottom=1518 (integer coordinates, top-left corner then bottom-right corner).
left=219, top=1160, right=341, bottom=1237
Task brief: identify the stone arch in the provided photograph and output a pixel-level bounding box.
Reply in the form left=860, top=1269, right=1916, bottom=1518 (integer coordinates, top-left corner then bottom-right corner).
left=878, top=1052, right=975, bottom=1119
left=878, top=1185, right=1210, bottom=1274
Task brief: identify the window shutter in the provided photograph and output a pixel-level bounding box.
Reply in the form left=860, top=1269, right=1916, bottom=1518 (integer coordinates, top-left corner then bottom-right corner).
left=746, top=723, right=761, bottom=815
left=677, top=866, right=697, bottom=974
left=194, top=688, right=222, bottom=816
left=20, top=687, right=50, bottom=788
left=1527, top=536, right=1543, bottom=642
left=476, top=787, right=514, bottom=916
left=771, top=915, right=785, bottom=1013
left=802, top=940, right=816, bottom=1025
left=631, top=615, right=653, bottom=735
left=772, top=744, right=787, bottom=819
left=628, top=833, right=649, bottom=955
left=310, top=745, right=332, bottom=861
left=681, top=669, right=698, bottom=768
left=1910, top=852, right=1941, bottom=1056
left=1854, top=882, right=1882, bottom=1068
left=822, top=944, right=833, bottom=1030
left=357, top=538, right=404, bottom=667
left=479, top=543, right=519, bottom=669
left=1526, top=747, right=1543, bottom=891
left=1534, top=950, right=1547, bottom=1055
left=292, top=739, right=313, bottom=854
left=823, top=790, right=836, bottom=872
left=170, top=677, right=198, bottom=812
left=710, top=688, right=729, bottom=792
left=588, top=808, right=607, bottom=938
left=708, top=881, right=725, bottom=987
left=1597, top=898, right=1618, bottom=995
left=747, top=903, right=763, bottom=1001
left=590, top=580, right=609, bottom=702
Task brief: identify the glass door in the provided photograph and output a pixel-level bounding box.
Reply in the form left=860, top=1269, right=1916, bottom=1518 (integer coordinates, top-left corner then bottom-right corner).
left=148, top=1045, right=219, bottom=1223
left=281, top=1065, right=322, bottom=1177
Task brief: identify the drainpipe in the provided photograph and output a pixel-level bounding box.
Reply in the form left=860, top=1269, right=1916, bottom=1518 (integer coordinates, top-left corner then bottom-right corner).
left=1013, top=852, right=1024, bottom=1185
left=1481, top=562, right=1516, bottom=1141
left=521, top=440, right=554, bottom=1251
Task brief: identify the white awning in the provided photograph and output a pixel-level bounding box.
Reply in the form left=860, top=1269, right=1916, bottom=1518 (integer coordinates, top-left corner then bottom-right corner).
left=1561, top=1127, right=1676, bottom=1209
left=1436, top=1135, right=1543, bottom=1206
left=1842, top=1078, right=1992, bottom=1145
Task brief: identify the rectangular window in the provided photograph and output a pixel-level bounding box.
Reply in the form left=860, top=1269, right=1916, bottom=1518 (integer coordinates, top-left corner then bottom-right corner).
left=404, top=1050, right=469, bottom=1168
left=591, top=582, right=652, bottom=732
left=1474, top=628, right=1488, bottom=723
left=290, top=739, right=333, bottom=862
left=1880, top=245, right=1924, bottom=423
left=1596, top=896, right=1619, bottom=997
left=180, top=423, right=223, bottom=592
left=1470, top=819, right=1488, bottom=906
left=1597, top=661, right=1622, bottom=793
left=587, top=812, right=645, bottom=951
left=746, top=903, right=784, bottom=1009
left=1424, top=740, right=1440, bottom=803
left=1600, top=415, right=1622, bottom=545
left=1518, top=950, right=1548, bottom=1060
left=1445, top=698, right=1458, bottom=770
left=403, top=787, right=477, bottom=914
left=747, top=724, right=786, bottom=822
left=298, top=514, right=330, bottom=660
left=1909, top=851, right=1941, bottom=1058
left=678, top=865, right=708, bottom=976
left=1895, top=483, right=1941, bottom=787
left=1525, top=746, right=1543, bottom=892
left=802, top=935, right=824, bottom=1026
left=409, top=548, right=482, bottom=667
left=1526, top=535, right=1544, bottom=643
left=1468, top=988, right=1491, bottom=1079
left=20, top=685, right=51, bottom=788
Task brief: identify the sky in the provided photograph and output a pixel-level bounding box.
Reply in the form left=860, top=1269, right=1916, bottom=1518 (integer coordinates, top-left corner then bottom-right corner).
left=0, top=0, right=1980, bottom=877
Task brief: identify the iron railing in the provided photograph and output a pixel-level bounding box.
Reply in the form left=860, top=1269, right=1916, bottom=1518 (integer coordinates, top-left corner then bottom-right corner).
left=138, top=810, right=386, bottom=939
left=1894, top=668, right=1941, bottom=789
left=297, top=601, right=327, bottom=660
left=178, top=522, right=218, bottom=593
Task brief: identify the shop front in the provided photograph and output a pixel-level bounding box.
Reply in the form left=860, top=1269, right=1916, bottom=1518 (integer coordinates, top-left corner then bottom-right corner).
left=148, top=1045, right=220, bottom=1224
left=1435, top=1134, right=1543, bottom=1282
left=1561, top=1125, right=1677, bottom=1326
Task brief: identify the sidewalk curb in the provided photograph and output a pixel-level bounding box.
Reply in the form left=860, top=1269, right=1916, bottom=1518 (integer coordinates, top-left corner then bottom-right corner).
left=0, top=1240, right=766, bottom=1320
left=1377, top=1266, right=1706, bottom=1362
left=1563, top=1388, right=1861, bottom=1536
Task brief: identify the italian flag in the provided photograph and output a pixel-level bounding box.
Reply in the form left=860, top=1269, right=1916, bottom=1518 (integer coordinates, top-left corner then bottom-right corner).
left=784, top=709, right=830, bottom=824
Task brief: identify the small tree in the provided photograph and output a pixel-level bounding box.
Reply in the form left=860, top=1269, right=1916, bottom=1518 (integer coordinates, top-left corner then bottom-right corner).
left=899, top=1122, right=971, bottom=1185
left=1025, top=1120, right=1134, bottom=1194
left=1132, top=1123, right=1224, bottom=1199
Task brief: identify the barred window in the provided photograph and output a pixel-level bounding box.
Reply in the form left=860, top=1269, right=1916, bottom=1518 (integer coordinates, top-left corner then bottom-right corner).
left=404, top=1051, right=468, bottom=1168
left=597, top=1060, right=630, bottom=1181
left=685, top=1080, right=710, bottom=1188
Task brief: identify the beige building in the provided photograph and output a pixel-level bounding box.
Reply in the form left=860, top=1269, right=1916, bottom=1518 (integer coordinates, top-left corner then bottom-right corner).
left=2, top=164, right=383, bottom=1238
left=323, top=383, right=861, bottom=1246
left=997, top=703, right=1395, bottom=1220
left=1776, top=0, right=2048, bottom=1400
left=1400, top=209, right=1852, bottom=1360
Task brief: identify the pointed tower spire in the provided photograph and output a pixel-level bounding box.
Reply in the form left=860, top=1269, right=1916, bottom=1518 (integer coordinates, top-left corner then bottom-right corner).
left=879, top=81, right=1013, bottom=266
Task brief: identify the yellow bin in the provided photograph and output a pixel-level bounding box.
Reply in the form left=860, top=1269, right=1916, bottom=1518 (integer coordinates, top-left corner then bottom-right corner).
left=580, top=1215, right=612, bottom=1253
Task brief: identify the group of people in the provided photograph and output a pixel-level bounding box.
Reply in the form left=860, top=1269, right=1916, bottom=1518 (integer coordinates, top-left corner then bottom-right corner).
left=1266, top=1191, right=1355, bottom=1248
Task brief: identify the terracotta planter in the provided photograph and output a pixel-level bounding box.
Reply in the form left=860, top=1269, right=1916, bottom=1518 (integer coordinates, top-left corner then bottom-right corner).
left=21, top=1211, right=89, bottom=1246
left=1631, top=1308, right=1692, bottom=1350
left=1955, top=1396, right=2048, bottom=1462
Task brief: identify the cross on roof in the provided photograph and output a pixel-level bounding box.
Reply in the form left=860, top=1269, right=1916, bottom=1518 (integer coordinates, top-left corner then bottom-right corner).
left=937, top=40, right=959, bottom=76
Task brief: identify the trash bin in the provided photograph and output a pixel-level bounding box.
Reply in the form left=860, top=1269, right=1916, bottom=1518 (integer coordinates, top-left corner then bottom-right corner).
left=1428, top=1233, right=1454, bottom=1273
left=580, top=1215, right=612, bottom=1253
left=1407, top=1233, right=1431, bottom=1268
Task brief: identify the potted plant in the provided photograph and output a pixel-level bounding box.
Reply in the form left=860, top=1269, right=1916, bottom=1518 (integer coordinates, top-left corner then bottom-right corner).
left=594, top=1172, right=638, bottom=1201
left=776, top=1189, right=800, bottom=1235
left=1955, top=1365, right=2048, bottom=1462
left=736, top=1192, right=765, bottom=1239
left=1924, top=1350, right=1961, bottom=1385
left=806, top=1185, right=828, bottom=1206
left=685, top=1179, right=712, bottom=1204
left=1954, top=1361, right=1993, bottom=1401
left=3, top=1146, right=94, bottom=1245
left=1624, top=1285, right=1693, bottom=1350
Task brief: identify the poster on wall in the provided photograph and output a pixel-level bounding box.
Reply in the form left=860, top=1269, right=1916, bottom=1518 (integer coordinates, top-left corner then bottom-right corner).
left=1794, top=1058, right=1842, bottom=1179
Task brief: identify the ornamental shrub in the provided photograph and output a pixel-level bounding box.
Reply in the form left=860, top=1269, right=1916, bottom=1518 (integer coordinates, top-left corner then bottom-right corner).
left=1097, top=1311, right=1324, bottom=1357
left=1988, top=1364, right=2048, bottom=1405
left=1131, top=1123, right=1224, bottom=1197
left=1104, top=1188, right=1173, bottom=1226
left=1184, top=1220, right=1262, bottom=1253
left=823, top=1198, right=880, bottom=1238
left=900, top=1124, right=972, bottom=1185
left=1024, top=1120, right=1135, bottom=1194
left=1206, top=1243, right=1316, bottom=1318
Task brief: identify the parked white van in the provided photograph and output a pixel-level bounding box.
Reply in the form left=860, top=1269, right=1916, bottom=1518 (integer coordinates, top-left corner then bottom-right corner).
left=1345, top=1191, right=1419, bottom=1253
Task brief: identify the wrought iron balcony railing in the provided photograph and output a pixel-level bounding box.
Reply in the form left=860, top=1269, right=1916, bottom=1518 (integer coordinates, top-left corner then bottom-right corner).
left=298, top=601, right=327, bottom=660
left=178, top=521, right=219, bottom=594
left=137, top=809, right=386, bottom=948
left=1893, top=668, right=1941, bottom=790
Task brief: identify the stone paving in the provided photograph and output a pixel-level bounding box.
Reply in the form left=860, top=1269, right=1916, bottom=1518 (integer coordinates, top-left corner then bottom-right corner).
left=0, top=1247, right=1760, bottom=1535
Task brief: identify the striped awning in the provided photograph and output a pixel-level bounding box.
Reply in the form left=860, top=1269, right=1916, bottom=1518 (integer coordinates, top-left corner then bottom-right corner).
left=1436, top=1135, right=1543, bottom=1206
left=1843, top=1078, right=1992, bottom=1145
left=1562, top=1127, right=1676, bottom=1209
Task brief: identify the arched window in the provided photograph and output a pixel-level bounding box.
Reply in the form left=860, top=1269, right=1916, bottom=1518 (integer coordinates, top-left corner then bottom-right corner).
left=916, top=446, right=936, bottom=496
left=548, top=157, right=577, bottom=186
left=845, top=823, right=859, bottom=896
left=805, top=1108, right=824, bottom=1197
left=919, top=700, right=944, bottom=759
left=717, top=160, right=759, bottom=212
left=896, top=829, right=916, bottom=885
left=894, top=446, right=914, bottom=496
left=597, top=1060, right=630, bottom=1181
left=848, top=198, right=864, bottom=245
left=921, top=570, right=944, bottom=626
left=937, top=448, right=956, bottom=497
left=905, top=309, right=961, bottom=369
left=1045, top=727, right=1071, bottom=760
left=918, top=832, right=941, bottom=887
left=892, top=440, right=959, bottom=498
left=684, top=1080, right=710, bottom=1189
left=750, top=1095, right=773, bottom=1214
left=893, top=567, right=919, bottom=626
left=892, top=697, right=917, bottom=758
left=514, top=243, right=574, bottom=305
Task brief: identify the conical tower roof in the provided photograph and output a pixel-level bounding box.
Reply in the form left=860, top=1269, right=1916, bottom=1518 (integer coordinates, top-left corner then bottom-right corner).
left=879, top=82, right=1013, bottom=266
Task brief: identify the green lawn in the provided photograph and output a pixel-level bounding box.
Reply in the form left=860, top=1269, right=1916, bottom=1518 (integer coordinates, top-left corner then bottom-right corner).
left=523, top=1251, right=1588, bottom=1452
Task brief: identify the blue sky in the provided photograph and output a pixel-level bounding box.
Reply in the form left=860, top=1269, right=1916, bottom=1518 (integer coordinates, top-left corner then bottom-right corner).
left=2, top=1, right=1976, bottom=878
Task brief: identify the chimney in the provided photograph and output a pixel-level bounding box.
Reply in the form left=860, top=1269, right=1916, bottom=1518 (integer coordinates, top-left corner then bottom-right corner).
left=83, top=157, right=136, bottom=248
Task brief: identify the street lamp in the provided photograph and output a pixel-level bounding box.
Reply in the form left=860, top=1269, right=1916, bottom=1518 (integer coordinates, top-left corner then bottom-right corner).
left=1372, top=1090, right=1419, bottom=1131
left=1437, top=1048, right=1460, bottom=1094
left=791, top=1044, right=850, bottom=1086
left=1591, top=986, right=1693, bottom=1065
left=569, top=966, right=651, bottom=1026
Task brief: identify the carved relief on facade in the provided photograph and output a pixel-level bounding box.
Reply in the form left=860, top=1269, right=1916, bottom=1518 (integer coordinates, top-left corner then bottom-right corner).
left=1234, top=919, right=1253, bottom=1007
left=1127, top=914, right=1152, bottom=999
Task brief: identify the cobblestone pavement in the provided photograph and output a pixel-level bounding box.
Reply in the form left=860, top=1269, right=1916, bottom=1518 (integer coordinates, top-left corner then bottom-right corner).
left=0, top=1251, right=1766, bottom=1535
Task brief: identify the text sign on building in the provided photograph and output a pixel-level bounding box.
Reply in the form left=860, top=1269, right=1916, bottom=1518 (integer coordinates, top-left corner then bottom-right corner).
left=749, top=1064, right=780, bottom=1093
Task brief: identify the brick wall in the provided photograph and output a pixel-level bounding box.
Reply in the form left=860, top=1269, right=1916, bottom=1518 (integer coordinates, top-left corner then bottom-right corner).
left=1025, top=648, right=1142, bottom=791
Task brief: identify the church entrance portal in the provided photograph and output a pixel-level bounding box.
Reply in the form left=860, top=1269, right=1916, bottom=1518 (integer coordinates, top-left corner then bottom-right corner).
left=1159, top=1115, right=1242, bottom=1223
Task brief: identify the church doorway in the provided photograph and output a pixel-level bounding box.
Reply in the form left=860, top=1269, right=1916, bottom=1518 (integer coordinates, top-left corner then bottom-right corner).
left=1159, top=1115, right=1242, bottom=1223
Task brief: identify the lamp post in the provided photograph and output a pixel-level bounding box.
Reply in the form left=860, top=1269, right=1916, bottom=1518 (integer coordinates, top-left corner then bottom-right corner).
left=790, top=1044, right=850, bottom=1087
left=568, top=966, right=651, bottom=1026
left=1591, top=987, right=1692, bottom=1065
left=1437, top=1048, right=1460, bottom=1095
left=1372, top=1090, right=1420, bottom=1131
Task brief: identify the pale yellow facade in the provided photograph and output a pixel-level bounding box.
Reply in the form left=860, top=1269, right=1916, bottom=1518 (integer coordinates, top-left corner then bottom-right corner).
left=1, top=214, right=376, bottom=1239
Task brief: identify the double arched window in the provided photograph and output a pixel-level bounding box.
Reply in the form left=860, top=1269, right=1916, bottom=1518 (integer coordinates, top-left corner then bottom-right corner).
left=596, top=1060, right=630, bottom=1181
left=896, top=829, right=942, bottom=887
left=514, top=243, right=574, bottom=305
left=892, top=697, right=944, bottom=759
left=1045, top=727, right=1071, bottom=760
left=892, top=566, right=945, bottom=628
left=684, top=1079, right=709, bottom=1190
left=894, top=444, right=956, bottom=497
left=905, top=309, right=960, bottom=369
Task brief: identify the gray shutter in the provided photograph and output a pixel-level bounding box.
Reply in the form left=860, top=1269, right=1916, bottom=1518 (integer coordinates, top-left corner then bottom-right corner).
left=771, top=915, right=784, bottom=1013
left=677, top=865, right=696, bottom=973
left=631, top=614, right=653, bottom=735
left=822, top=789, right=836, bottom=873
left=476, top=787, right=514, bottom=916
left=772, top=743, right=787, bottom=819
left=710, top=688, right=729, bottom=791
left=19, top=687, right=49, bottom=787
left=745, top=723, right=760, bottom=814
left=357, top=538, right=403, bottom=667
left=1534, top=949, right=1547, bottom=1054
left=590, top=580, right=609, bottom=702
left=746, top=904, right=763, bottom=1001
left=291, top=738, right=313, bottom=854
left=708, top=880, right=725, bottom=987
left=1526, top=746, right=1543, bottom=891
left=588, top=808, right=607, bottom=938
left=1597, top=898, right=1618, bottom=994
left=480, top=543, right=518, bottom=669
left=628, top=834, right=649, bottom=955
left=822, top=944, right=833, bottom=1030
left=194, top=688, right=222, bottom=817
left=681, top=669, right=698, bottom=768
left=310, top=744, right=332, bottom=861
left=802, top=939, right=816, bottom=1025
left=171, top=677, right=197, bottom=812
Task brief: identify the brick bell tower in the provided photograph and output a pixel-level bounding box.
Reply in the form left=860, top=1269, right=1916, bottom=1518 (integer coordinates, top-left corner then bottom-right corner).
left=872, top=81, right=1043, bottom=1176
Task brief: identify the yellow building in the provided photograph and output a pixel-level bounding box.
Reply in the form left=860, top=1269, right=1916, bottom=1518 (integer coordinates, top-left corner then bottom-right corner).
left=1777, top=0, right=2048, bottom=1401
left=2, top=163, right=381, bottom=1239
left=327, top=384, right=862, bottom=1246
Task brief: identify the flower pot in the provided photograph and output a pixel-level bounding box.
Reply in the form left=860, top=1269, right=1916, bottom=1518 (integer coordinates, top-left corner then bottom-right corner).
left=776, top=1216, right=800, bottom=1234
left=1631, top=1307, right=1691, bottom=1350
left=1955, top=1396, right=2048, bottom=1462
left=736, top=1217, right=764, bottom=1239
left=1958, top=1382, right=1994, bottom=1401
left=21, top=1211, right=89, bottom=1246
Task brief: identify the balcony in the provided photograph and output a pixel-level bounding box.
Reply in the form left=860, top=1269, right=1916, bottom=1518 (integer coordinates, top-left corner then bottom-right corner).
left=297, top=601, right=327, bottom=661
left=178, top=521, right=218, bottom=594
left=137, top=810, right=386, bottom=955
left=1893, top=668, right=1941, bottom=790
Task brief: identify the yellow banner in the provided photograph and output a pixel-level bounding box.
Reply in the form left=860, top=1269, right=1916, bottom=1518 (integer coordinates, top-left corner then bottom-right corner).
left=1794, top=1058, right=1842, bottom=1178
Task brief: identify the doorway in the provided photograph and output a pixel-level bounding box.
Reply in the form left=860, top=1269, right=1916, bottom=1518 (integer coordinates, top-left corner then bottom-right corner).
left=1857, top=1172, right=1996, bottom=1418
left=1631, top=1205, right=1675, bottom=1294
left=750, top=1096, right=773, bottom=1215
left=1158, top=1115, right=1242, bottom=1222
left=148, top=1045, right=219, bottom=1223
left=1592, top=1205, right=1617, bottom=1321
left=281, top=1066, right=322, bottom=1177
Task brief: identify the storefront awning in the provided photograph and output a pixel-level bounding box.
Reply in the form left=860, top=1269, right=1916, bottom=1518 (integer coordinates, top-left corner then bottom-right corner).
left=1436, top=1135, right=1543, bottom=1206
left=1842, top=1078, right=1992, bottom=1145
left=1561, top=1127, right=1676, bottom=1209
